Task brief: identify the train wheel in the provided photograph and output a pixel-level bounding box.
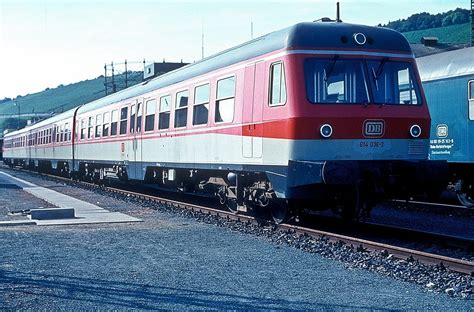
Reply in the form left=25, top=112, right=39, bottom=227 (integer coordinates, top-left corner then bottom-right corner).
left=269, top=199, right=288, bottom=224
left=457, top=193, right=474, bottom=208
left=334, top=185, right=370, bottom=222
left=455, top=180, right=474, bottom=208
left=226, top=198, right=238, bottom=214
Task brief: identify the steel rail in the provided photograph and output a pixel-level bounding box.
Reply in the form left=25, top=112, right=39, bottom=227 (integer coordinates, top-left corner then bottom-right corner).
left=101, top=184, right=474, bottom=275
left=3, top=165, right=474, bottom=275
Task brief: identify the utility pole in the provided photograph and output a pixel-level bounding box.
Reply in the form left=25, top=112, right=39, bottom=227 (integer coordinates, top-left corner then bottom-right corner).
left=14, top=100, right=20, bottom=129
left=201, top=24, right=205, bottom=59
left=471, top=0, right=473, bottom=46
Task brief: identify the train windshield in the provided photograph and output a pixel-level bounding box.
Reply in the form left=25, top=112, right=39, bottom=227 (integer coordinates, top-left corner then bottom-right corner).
left=305, top=58, right=422, bottom=105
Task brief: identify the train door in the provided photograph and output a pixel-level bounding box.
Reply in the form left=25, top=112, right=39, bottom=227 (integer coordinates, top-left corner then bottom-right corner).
left=242, top=61, right=264, bottom=159
left=27, top=131, right=32, bottom=164
left=134, top=100, right=143, bottom=180
left=128, top=100, right=143, bottom=180
left=469, top=80, right=474, bottom=120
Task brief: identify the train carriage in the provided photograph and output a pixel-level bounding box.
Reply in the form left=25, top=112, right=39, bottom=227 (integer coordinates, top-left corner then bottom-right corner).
left=417, top=47, right=474, bottom=206
left=3, top=21, right=439, bottom=221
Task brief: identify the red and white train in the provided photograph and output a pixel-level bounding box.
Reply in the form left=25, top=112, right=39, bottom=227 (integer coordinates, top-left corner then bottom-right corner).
left=3, top=21, right=438, bottom=221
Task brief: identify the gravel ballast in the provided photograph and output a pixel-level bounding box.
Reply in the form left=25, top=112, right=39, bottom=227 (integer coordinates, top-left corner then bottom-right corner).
left=0, top=168, right=472, bottom=309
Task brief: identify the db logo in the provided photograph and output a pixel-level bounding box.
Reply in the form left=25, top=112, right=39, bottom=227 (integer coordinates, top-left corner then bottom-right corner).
left=436, top=124, right=448, bottom=138
left=121, top=142, right=125, bottom=153
left=363, top=120, right=385, bottom=137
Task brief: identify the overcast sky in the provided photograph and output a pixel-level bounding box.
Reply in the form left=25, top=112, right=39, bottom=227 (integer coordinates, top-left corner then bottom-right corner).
left=0, top=0, right=469, bottom=99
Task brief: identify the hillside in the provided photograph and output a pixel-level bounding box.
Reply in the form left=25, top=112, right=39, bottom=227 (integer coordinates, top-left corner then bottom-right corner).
left=401, top=22, right=471, bottom=44
left=0, top=73, right=142, bottom=134
left=382, top=8, right=470, bottom=32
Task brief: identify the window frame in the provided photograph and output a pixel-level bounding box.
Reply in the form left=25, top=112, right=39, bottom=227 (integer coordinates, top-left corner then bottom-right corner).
left=469, top=80, right=474, bottom=100
left=144, top=98, right=157, bottom=133
left=269, top=61, right=287, bottom=107
left=215, top=74, right=236, bottom=124
left=130, top=104, right=136, bottom=134
left=60, top=124, right=64, bottom=142
left=136, top=101, right=143, bottom=133
left=87, top=116, right=94, bottom=139
left=174, top=89, right=189, bottom=129
left=158, top=94, right=172, bottom=131
left=95, top=113, right=103, bottom=138
left=102, top=112, right=110, bottom=137
left=119, top=105, right=129, bottom=136
left=110, top=109, right=119, bottom=136
left=193, top=82, right=210, bottom=126
left=468, top=80, right=474, bottom=121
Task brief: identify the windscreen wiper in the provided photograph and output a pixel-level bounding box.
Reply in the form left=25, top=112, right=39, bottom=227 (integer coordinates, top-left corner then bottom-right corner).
left=374, top=57, right=389, bottom=80
left=371, top=57, right=389, bottom=92
left=324, top=55, right=340, bottom=83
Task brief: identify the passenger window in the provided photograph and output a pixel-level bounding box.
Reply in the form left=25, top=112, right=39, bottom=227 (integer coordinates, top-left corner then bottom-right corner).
left=193, top=83, right=209, bottom=125
left=215, top=76, right=235, bottom=123
left=95, top=114, right=102, bottom=138
left=103, top=112, right=110, bottom=137
left=397, top=69, right=418, bottom=105
left=87, top=117, right=94, bottom=139
left=120, top=107, right=128, bottom=135
left=159, top=95, right=171, bottom=130
left=469, top=81, right=474, bottom=120
left=56, top=126, right=60, bottom=143
left=80, top=119, right=86, bottom=140
left=111, top=110, right=118, bottom=136
left=469, top=80, right=474, bottom=100
left=60, top=125, right=64, bottom=142
left=130, top=104, right=136, bottom=133
left=65, top=123, right=70, bottom=141
left=174, top=90, right=189, bottom=128
left=145, top=99, right=156, bottom=132
left=136, top=102, right=142, bottom=133
left=269, top=62, right=287, bottom=106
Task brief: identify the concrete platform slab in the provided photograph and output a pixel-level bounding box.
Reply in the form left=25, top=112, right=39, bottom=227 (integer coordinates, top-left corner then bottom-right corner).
left=0, top=171, right=141, bottom=226
left=35, top=212, right=141, bottom=225
left=0, top=220, right=37, bottom=227
left=30, top=208, right=75, bottom=220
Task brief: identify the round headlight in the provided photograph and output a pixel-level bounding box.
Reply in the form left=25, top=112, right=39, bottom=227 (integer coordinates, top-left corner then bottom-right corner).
left=410, top=125, right=421, bottom=138
left=320, top=124, right=333, bottom=138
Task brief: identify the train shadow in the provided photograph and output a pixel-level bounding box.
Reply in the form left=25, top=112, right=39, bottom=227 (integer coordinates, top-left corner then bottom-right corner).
left=0, top=268, right=389, bottom=310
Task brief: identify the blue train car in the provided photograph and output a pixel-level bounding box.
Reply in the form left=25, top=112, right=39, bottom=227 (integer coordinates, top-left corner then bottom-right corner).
left=417, top=47, right=474, bottom=206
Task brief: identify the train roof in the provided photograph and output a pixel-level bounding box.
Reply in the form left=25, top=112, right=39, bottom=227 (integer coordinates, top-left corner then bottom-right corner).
left=6, top=22, right=411, bottom=138
left=3, top=108, right=75, bottom=138
left=75, top=22, right=411, bottom=115
left=416, top=47, right=474, bottom=82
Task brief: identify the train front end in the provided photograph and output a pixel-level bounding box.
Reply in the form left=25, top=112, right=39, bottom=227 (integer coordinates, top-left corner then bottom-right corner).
left=274, top=22, right=443, bottom=218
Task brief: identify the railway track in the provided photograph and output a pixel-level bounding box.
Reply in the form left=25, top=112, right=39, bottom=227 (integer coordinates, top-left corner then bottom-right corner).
left=391, top=198, right=474, bottom=217
left=3, top=165, right=474, bottom=275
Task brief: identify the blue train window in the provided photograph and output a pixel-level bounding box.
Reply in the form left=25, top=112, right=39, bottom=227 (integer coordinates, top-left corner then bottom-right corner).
left=305, top=58, right=421, bottom=105
left=469, top=81, right=474, bottom=100
left=469, top=81, right=474, bottom=120
left=305, top=58, right=368, bottom=104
